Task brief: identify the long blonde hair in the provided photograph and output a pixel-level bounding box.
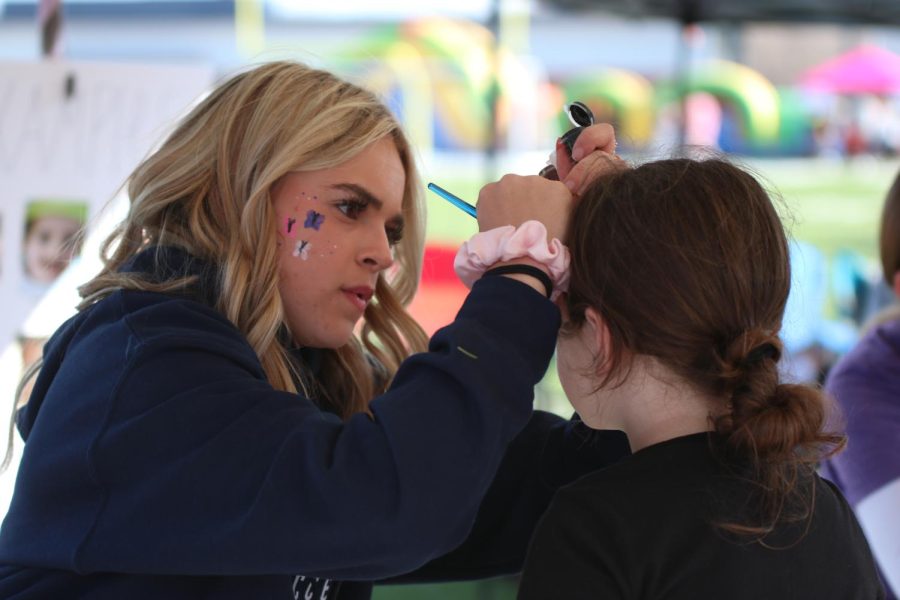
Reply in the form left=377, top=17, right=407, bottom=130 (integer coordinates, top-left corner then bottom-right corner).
left=24, top=61, right=428, bottom=422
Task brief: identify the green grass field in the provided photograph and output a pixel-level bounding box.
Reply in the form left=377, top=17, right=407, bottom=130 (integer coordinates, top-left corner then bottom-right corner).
left=756, top=157, right=899, bottom=261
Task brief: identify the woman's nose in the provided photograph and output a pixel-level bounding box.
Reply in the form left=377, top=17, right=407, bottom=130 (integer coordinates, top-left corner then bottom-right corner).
left=358, top=227, right=394, bottom=271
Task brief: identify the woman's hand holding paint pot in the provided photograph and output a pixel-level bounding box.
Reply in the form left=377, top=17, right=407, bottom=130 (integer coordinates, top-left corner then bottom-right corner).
left=554, top=123, right=628, bottom=197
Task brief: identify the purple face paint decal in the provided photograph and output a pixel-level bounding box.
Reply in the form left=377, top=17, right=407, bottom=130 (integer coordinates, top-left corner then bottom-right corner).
left=293, top=240, right=311, bottom=260
left=304, top=210, right=325, bottom=231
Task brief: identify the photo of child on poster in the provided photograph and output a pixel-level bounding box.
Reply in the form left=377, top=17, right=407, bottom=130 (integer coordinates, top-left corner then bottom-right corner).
left=22, top=200, right=87, bottom=285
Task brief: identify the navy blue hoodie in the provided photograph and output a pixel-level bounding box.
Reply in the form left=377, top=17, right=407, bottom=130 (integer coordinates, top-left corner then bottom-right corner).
left=0, top=248, right=629, bottom=599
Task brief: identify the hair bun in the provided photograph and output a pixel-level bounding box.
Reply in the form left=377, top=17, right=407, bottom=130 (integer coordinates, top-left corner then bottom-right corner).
left=724, top=383, right=840, bottom=463
left=716, top=330, right=837, bottom=464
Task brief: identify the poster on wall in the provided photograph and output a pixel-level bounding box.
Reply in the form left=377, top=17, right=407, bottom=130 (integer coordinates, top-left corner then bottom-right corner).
left=0, top=60, right=215, bottom=356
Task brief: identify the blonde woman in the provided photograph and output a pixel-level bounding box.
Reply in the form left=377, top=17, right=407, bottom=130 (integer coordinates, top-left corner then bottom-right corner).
left=0, top=62, right=627, bottom=599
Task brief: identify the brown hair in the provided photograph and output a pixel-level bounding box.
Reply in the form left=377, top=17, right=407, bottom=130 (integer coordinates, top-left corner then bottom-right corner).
left=880, top=169, right=900, bottom=285
left=564, top=158, right=845, bottom=539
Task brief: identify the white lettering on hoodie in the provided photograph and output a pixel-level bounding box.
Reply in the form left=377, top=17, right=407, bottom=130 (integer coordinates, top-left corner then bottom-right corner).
left=292, top=575, right=335, bottom=600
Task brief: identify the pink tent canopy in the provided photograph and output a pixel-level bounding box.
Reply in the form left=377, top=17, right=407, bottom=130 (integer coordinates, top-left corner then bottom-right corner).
left=800, top=44, right=900, bottom=94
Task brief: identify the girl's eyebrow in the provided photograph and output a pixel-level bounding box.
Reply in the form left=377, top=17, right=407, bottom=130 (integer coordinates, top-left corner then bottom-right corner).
left=329, top=183, right=405, bottom=227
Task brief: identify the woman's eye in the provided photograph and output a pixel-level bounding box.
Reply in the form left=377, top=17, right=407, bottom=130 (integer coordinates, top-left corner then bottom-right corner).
left=386, top=225, right=404, bottom=247
left=336, top=199, right=368, bottom=219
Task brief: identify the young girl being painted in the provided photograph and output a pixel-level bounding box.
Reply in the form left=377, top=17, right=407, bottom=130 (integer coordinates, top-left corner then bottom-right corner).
left=0, top=61, right=628, bottom=600
left=518, top=158, right=884, bottom=599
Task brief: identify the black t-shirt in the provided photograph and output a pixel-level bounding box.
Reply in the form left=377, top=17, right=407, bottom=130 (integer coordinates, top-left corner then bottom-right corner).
left=519, top=433, right=884, bottom=600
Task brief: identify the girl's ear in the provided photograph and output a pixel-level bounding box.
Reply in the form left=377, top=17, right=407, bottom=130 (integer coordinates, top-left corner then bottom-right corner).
left=554, top=292, right=570, bottom=321
left=584, top=307, right=611, bottom=362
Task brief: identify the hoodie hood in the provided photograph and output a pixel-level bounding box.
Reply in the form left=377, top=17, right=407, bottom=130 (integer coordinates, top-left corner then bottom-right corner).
left=16, top=246, right=217, bottom=441
left=16, top=246, right=329, bottom=439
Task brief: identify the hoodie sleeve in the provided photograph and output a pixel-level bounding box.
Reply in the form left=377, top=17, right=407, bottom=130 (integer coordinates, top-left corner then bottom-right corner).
left=385, top=412, right=630, bottom=582
left=5, top=276, right=558, bottom=581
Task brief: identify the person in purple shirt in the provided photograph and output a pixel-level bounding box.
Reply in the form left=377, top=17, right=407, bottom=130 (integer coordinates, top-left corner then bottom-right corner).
left=821, top=170, right=900, bottom=599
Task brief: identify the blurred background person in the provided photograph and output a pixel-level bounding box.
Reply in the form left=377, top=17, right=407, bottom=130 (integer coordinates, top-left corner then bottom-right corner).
left=821, top=170, right=900, bottom=600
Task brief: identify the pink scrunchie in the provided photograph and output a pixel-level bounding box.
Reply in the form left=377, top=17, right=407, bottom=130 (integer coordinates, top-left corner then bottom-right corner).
left=454, top=220, right=570, bottom=300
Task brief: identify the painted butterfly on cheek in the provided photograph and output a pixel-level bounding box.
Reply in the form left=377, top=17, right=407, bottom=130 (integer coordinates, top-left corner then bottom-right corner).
left=304, top=210, right=325, bottom=231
